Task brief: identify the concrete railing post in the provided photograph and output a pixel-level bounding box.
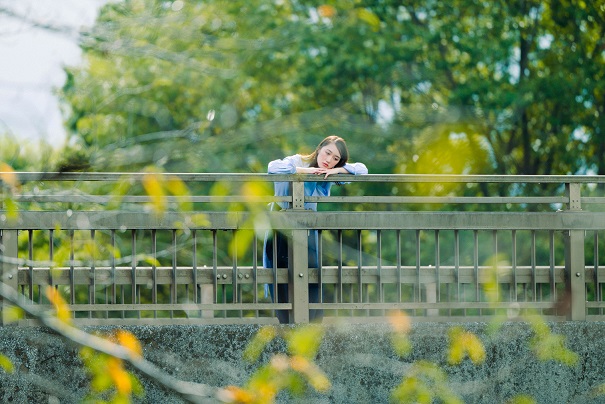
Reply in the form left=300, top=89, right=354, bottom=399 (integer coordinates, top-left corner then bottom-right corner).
left=564, top=182, right=586, bottom=321
left=1, top=230, right=19, bottom=325
left=289, top=181, right=309, bottom=323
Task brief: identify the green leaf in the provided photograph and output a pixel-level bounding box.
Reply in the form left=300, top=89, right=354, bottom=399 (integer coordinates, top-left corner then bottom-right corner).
left=0, top=354, right=14, bottom=373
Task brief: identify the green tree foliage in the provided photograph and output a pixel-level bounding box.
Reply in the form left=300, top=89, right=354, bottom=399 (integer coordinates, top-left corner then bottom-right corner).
left=59, top=0, right=604, bottom=179
left=0, top=134, right=56, bottom=171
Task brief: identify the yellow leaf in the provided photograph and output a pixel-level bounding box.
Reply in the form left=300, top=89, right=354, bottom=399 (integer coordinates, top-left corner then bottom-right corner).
left=290, top=355, right=331, bottom=392
left=356, top=8, right=380, bottom=31
left=389, top=310, right=411, bottom=334
left=3, top=306, right=24, bottom=324
left=230, top=230, right=254, bottom=261
left=89, top=355, right=113, bottom=392
left=289, top=355, right=310, bottom=373
left=3, top=197, right=18, bottom=219
left=210, top=181, right=231, bottom=197
left=189, top=213, right=210, bottom=227
left=45, top=286, right=72, bottom=325
left=108, top=176, right=133, bottom=209
left=391, top=333, right=412, bottom=357
left=243, top=326, right=277, bottom=363
left=286, top=325, right=323, bottom=358
left=116, top=330, right=143, bottom=358
left=142, top=172, right=166, bottom=213
left=241, top=181, right=271, bottom=199
left=506, top=394, right=537, bottom=404
left=0, top=162, right=18, bottom=188
left=223, top=386, right=255, bottom=403
left=165, top=176, right=188, bottom=196
left=143, top=255, right=161, bottom=267
left=166, top=176, right=192, bottom=212
left=447, top=327, right=485, bottom=365
left=317, top=5, right=337, bottom=18
left=107, top=357, right=132, bottom=395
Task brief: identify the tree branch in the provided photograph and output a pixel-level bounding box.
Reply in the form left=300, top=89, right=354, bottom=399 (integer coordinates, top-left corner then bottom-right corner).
left=0, top=282, right=229, bottom=404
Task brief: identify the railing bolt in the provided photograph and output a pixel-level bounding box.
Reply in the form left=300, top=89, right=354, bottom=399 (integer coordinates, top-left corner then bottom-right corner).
left=238, top=274, right=243, bottom=279
left=244, top=274, right=250, bottom=279
left=216, top=275, right=221, bottom=279
left=576, top=272, right=581, bottom=277
left=299, top=273, right=304, bottom=278
left=222, top=274, right=227, bottom=279
left=8, top=274, right=12, bottom=279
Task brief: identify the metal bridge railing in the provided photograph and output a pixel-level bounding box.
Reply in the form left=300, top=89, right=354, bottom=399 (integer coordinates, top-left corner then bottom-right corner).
left=2, top=172, right=605, bottom=325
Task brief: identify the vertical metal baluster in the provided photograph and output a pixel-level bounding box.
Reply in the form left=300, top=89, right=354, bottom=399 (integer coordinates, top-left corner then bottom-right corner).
left=474, top=230, right=479, bottom=316
left=232, top=230, right=241, bottom=318
left=16, top=230, right=25, bottom=298
left=271, top=229, right=278, bottom=318
left=49, top=230, right=54, bottom=290
left=212, top=230, right=221, bottom=318
left=378, top=230, right=383, bottom=316
left=104, top=284, right=108, bottom=318
left=435, top=230, right=440, bottom=313
left=357, top=230, right=366, bottom=316
left=222, top=280, right=227, bottom=317
left=454, top=230, right=460, bottom=315
left=192, top=230, right=199, bottom=318
left=522, top=237, right=528, bottom=304
left=395, top=229, right=403, bottom=303
left=536, top=232, right=542, bottom=304
left=116, top=230, right=126, bottom=318
left=317, top=230, right=323, bottom=309
left=348, top=260, right=354, bottom=318
left=90, top=230, right=95, bottom=319
left=512, top=230, right=517, bottom=302
left=171, top=229, right=177, bottom=319
left=414, top=230, right=420, bottom=314
left=549, top=230, right=556, bottom=303
left=152, top=229, right=157, bottom=319
left=184, top=233, right=189, bottom=315
left=28, top=230, right=33, bottom=302
left=111, top=230, right=116, bottom=317
left=215, top=229, right=227, bottom=318
left=595, top=231, right=600, bottom=315
left=120, top=282, right=125, bottom=319
left=118, top=232, right=124, bottom=318
left=493, top=230, right=499, bottom=308
left=332, top=232, right=337, bottom=307
left=531, top=230, right=537, bottom=304
left=252, top=232, right=258, bottom=319
left=397, top=230, right=402, bottom=304
left=69, top=230, right=75, bottom=307
left=221, top=231, right=227, bottom=318
left=338, top=230, right=343, bottom=309
left=131, top=230, right=139, bottom=319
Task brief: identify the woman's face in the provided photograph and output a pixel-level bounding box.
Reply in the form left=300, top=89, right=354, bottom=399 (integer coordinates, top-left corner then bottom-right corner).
left=317, top=142, right=342, bottom=169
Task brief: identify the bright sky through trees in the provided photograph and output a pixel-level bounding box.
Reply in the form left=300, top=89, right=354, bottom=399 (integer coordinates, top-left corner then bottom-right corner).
left=0, top=0, right=106, bottom=146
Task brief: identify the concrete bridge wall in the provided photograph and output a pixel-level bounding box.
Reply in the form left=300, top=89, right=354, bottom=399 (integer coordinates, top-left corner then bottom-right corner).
left=1, top=322, right=605, bottom=403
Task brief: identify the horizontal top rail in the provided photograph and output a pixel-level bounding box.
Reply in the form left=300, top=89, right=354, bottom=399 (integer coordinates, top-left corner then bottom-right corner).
left=3, top=172, right=605, bottom=184
left=4, top=172, right=605, bottom=213
left=7, top=195, right=570, bottom=205
left=2, top=210, right=604, bottom=230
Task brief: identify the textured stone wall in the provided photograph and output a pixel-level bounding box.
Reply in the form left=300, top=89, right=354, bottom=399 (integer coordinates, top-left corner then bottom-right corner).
left=1, top=322, right=605, bottom=403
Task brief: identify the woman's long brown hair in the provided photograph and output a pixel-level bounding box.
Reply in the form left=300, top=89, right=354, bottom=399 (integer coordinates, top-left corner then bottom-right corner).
left=302, top=135, right=349, bottom=168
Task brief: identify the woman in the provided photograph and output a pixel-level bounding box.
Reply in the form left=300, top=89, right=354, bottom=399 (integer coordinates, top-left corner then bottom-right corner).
left=263, top=135, right=368, bottom=323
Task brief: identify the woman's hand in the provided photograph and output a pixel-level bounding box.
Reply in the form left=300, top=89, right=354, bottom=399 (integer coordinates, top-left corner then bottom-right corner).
left=296, top=166, right=347, bottom=178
